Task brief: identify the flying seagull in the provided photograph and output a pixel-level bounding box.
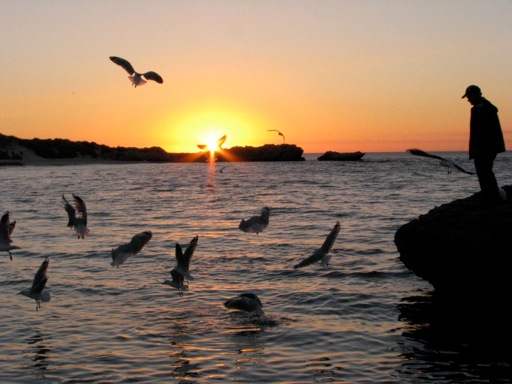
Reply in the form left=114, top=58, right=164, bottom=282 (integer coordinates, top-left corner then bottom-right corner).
left=197, top=134, right=227, bottom=151
left=19, top=257, right=51, bottom=311
left=239, top=207, right=270, bottom=234
left=163, top=236, right=198, bottom=294
left=406, top=148, right=475, bottom=175
left=224, top=293, right=264, bottom=317
left=0, top=211, right=20, bottom=260
left=268, top=129, right=286, bottom=143
left=294, top=221, right=340, bottom=269
left=110, top=56, right=163, bottom=87
left=62, top=194, right=89, bottom=239
left=111, top=231, right=152, bottom=268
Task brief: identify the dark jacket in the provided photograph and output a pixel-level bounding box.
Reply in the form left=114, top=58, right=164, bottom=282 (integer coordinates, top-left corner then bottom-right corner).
left=469, top=97, right=506, bottom=159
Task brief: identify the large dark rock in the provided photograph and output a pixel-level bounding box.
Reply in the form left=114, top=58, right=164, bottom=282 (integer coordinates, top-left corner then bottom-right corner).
left=394, top=186, right=512, bottom=295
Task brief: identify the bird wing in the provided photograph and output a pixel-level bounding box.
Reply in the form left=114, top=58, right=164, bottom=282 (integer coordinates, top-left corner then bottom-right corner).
left=319, top=221, right=340, bottom=253
left=217, top=135, right=227, bottom=148
left=451, top=162, right=475, bottom=175
left=72, top=194, right=87, bottom=225
left=293, top=249, right=323, bottom=269
left=406, top=148, right=445, bottom=161
left=31, top=257, right=49, bottom=294
left=110, top=56, right=135, bottom=75
left=142, top=71, right=163, bottom=84
left=0, top=212, right=11, bottom=243
left=175, top=242, right=185, bottom=268
left=62, top=195, right=76, bottom=227
left=129, top=231, right=152, bottom=254
left=184, top=235, right=198, bottom=262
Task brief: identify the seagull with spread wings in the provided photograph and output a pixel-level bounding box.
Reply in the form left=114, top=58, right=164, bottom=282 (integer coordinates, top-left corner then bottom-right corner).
left=0, top=211, right=20, bottom=260
left=163, top=236, right=198, bottom=295
left=62, top=194, right=89, bottom=239
left=111, top=231, right=152, bottom=268
left=406, top=148, right=475, bottom=175
left=268, top=129, right=286, bottom=143
left=294, top=221, right=340, bottom=269
left=110, top=56, right=163, bottom=87
left=19, top=257, right=51, bottom=311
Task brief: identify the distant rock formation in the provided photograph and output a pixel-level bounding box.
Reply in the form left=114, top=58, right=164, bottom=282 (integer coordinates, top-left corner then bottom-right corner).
left=317, top=151, right=365, bottom=161
left=0, top=133, right=304, bottom=164
left=394, top=186, right=512, bottom=295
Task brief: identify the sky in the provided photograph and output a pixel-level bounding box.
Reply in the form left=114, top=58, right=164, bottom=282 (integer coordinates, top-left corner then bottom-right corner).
left=1, top=0, right=512, bottom=154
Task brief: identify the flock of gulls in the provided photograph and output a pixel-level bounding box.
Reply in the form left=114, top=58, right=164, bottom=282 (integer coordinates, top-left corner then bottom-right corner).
left=2, top=194, right=341, bottom=315
left=5, top=55, right=477, bottom=314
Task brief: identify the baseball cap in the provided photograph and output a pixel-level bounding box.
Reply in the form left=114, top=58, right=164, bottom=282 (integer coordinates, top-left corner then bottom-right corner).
left=462, top=85, right=481, bottom=98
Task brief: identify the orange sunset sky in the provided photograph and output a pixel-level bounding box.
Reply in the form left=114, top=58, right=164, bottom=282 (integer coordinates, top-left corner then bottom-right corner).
left=1, top=1, right=512, bottom=154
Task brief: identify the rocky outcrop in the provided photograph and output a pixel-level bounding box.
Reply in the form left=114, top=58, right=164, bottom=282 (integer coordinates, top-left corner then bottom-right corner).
left=394, top=186, right=512, bottom=295
left=317, top=151, right=365, bottom=161
left=220, top=144, right=304, bottom=162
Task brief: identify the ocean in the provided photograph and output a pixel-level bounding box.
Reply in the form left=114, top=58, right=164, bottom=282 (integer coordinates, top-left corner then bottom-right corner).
left=1, top=151, right=512, bottom=383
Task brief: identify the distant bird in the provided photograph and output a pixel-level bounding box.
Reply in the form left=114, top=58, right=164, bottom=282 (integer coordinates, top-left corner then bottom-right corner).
left=268, top=129, right=286, bottom=143
left=62, top=194, right=89, bottom=239
left=406, top=148, right=475, bottom=175
left=224, top=293, right=264, bottom=317
left=109, top=56, right=163, bottom=87
left=0, top=211, right=20, bottom=260
left=218, top=166, right=226, bottom=173
left=111, top=231, right=152, bottom=268
left=294, top=221, right=340, bottom=269
left=197, top=134, right=227, bottom=151
left=19, top=257, right=51, bottom=311
left=239, top=207, right=270, bottom=234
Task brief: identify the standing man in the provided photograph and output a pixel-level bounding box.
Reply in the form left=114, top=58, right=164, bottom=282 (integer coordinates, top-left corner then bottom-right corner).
left=462, top=85, right=506, bottom=206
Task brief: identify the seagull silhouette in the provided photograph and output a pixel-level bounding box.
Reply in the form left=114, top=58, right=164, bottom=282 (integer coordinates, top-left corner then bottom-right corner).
left=163, top=236, right=198, bottom=295
left=239, top=207, right=270, bottom=234
left=197, top=134, right=227, bottom=151
left=224, top=293, right=264, bottom=317
left=406, top=148, right=475, bottom=175
left=110, top=56, right=163, bottom=87
left=268, top=130, right=285, bottom=143
left=62, top=194, right=89, bottom=239
left=294, top=221, right=340, bottom=269
left=111, top=231, right=152, bottom=268
left=19, top=257, right=51, bottom=311
left=0, top=211, right=20, bottom=260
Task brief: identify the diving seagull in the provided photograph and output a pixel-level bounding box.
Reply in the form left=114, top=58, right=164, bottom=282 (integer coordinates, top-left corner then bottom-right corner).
left=0, top=211, right=20, bottom=260
left=62, top=194, right=89, bottom=239
left=406, top=148, right=475, bottom=175
left=224, top=293, right=264, bottom=317
left=111, top=231, right=152, bottom=268
left=19, top=257, right=51, bottom=311
left=294, top=221, right=340, bottom=269
left=163, top=235, right=199, bottom=294
left=268, top=129, right=286, bottom=143
left=239, top=207, right=270, bottom=234
left=110, top=56, right=163, bottom=87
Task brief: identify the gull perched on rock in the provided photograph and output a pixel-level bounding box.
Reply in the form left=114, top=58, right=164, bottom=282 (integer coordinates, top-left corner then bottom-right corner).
left=163, top=235, right=198, bottom=294
left=110, top=56, right=163, bottom=87
left=62, top=194, right=89, bottom=239
left=19, top=257, right=51, bottom=311
left=111, top=231, right=152, bottom=268
left=0, top=211, right=20, bottom=260
left=294, top=221, right=340, bottom=269
left=239, top=207, right=270, bottom=234
left=224, top=293, right=264, bottom=317
left=406, top=148, right=475, bottom=175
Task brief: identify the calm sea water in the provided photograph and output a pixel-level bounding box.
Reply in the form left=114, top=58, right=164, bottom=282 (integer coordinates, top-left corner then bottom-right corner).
left=1, top=151, right=512, bottom=383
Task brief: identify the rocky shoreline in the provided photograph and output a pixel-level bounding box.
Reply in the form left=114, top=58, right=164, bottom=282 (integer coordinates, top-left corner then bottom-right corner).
left=0, top=133, right=305, bottom=165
